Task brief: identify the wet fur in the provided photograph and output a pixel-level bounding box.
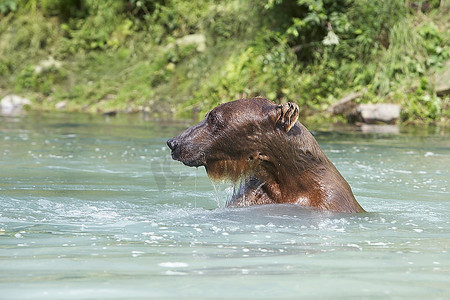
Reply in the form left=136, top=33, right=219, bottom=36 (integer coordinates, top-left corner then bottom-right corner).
left=167, top=98, right=365, bottom=213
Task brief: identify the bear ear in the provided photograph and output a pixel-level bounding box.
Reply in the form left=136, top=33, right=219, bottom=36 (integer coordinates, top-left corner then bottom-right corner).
left=274, top=102, right=299, bottom=132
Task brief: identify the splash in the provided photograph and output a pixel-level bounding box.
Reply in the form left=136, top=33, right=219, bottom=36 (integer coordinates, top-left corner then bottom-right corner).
left=210, top=175, right=256, bottom=208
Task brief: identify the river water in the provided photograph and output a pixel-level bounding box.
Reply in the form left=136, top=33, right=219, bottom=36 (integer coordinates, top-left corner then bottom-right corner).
left=0, top=112, right=449, bottom=299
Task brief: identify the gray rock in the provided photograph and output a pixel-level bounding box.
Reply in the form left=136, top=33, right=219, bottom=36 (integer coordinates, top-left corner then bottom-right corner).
left=55, top=101, right=68, bottom=110
left=356, top=103, right=401, bottom=124
left=167, top=34, right=207, bottom=52
left=328, top=90, right=364, bottom=115
left=34, top=57, right=63, bottom=74
left=437, top=84, right=450, bottom=97
left=1, top=95, right=31, bottom=115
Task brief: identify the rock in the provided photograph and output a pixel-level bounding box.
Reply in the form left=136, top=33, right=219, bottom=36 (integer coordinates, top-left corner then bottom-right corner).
left=356, top=103, right=401, bottom=124
left=34, top=56, right=62, bottom=74
left=167, top=34, right=207, bottom=52
left=1, top=95, right=31, bottom=115
left=103, top=110, right=118, bottom=117
left=437, top=84, right=450, bottom=97
left=328, top=88, right=367, bottom=115
left=55, top=101, right=67, bottom=110
left=125, top=106, right=139, bottom=114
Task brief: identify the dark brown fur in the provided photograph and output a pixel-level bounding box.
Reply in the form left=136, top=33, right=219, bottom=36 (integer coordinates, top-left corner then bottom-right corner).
left=167, top=98, right=365, bottom=213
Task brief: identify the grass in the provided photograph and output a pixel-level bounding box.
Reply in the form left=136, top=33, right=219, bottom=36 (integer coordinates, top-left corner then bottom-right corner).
left=0, top=0, right=448, bottom=125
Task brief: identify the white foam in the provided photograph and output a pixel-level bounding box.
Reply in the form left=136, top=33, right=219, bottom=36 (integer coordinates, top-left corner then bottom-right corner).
left=159, top=262, right=189, bottom=268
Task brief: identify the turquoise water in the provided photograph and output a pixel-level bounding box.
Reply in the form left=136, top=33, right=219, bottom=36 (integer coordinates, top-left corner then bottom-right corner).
left=1, top=113, right=449, bottom=299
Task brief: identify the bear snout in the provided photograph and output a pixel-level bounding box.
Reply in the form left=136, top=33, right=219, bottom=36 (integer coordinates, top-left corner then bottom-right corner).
left=167, top=137, right=205, bottom=167
left=167, top=138, right=181, bottom=161
left=167, top=138, right=178, bottom=151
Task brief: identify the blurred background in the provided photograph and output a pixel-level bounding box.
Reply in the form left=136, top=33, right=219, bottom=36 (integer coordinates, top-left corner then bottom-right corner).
left=0, top=0, right=448, bottom=124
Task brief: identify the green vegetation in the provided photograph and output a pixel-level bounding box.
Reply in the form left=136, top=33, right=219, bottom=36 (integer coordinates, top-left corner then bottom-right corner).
left=0, top=0, right=449, bottom=123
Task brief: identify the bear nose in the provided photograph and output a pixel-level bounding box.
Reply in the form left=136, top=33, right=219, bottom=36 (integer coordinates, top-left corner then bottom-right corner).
left=167, top=138, right=178, bottom=151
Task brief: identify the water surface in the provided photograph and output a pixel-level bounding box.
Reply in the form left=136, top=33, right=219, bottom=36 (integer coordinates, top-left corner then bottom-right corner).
left=1, top=113, right=449, bottom=299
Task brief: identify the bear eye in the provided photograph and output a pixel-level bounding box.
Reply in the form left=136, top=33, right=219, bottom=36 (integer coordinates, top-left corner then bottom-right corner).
left=208, top=113, right=217, bottom=126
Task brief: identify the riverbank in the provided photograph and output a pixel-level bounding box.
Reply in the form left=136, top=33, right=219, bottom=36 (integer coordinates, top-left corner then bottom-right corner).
left=0, top=1, right=449, bottom=124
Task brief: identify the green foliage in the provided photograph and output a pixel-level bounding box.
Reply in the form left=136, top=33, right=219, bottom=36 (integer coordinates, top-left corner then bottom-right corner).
left=0, top=11, right=54, bottom=52
left=203, top=2, right=260, bottom=43
left=15, top=64, right=66, bottom=95
left=418, top=22, right=449, bottom=68
left=0, top=0, right=448, bottom=124
left=0, top=59, right=13, bottom=76
left=400, top=76, right=442, bottom=121
left=191, top=35, right=300, bottom=112
left=127, top=0, right=161, bottom=17
left=0, top=0, right=18, bottom=14
left=40, top=0, right=88, bottom=20
left=59, top=1, right=125, bottom=54
left=0, top=9, right=59, bottom=89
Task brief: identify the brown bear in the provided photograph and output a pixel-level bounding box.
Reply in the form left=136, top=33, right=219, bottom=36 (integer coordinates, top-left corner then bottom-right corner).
left=167, top=98, right=365, bottom=213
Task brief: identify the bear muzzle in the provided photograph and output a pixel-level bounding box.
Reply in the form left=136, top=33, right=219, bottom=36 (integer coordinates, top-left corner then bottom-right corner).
left=167, top=137, right=205, bottom=167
